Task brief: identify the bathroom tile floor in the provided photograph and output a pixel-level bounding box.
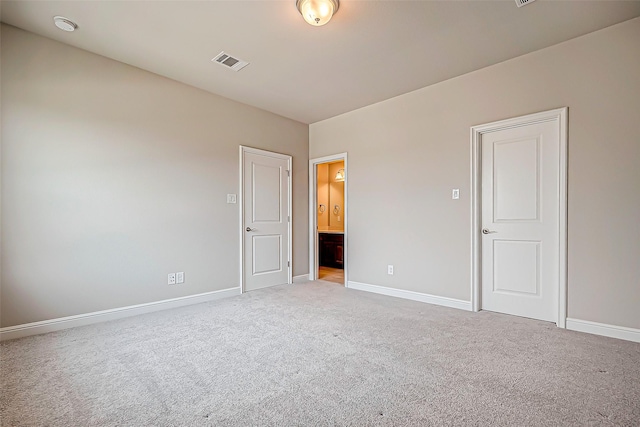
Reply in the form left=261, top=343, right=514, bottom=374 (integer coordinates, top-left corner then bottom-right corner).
left=318, top=267, right=344, bottom=285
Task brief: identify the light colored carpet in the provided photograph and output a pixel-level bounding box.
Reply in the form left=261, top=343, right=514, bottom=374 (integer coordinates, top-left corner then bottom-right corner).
left=1, top=281, right=639, bottom=426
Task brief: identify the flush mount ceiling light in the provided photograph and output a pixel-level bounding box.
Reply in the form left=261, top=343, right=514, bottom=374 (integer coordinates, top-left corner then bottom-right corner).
left=53, top=16, right=77, bottom=32
left=296, top=0, right=339, bottom=27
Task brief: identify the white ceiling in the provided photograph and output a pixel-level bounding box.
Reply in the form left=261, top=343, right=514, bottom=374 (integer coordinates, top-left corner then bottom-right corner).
left=2, top=1, right=639, bottom=124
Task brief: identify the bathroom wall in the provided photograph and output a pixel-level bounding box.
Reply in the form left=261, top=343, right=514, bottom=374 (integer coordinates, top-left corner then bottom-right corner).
left=317, top=163, right=330, bottom=230
left=316, top=161, right=344, bottom=231
left=328, top=162, right=345, bottom=231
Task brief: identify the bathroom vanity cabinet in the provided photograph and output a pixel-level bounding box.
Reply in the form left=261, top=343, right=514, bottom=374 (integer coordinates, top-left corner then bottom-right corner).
left=319, top=232, right=344, bottom=269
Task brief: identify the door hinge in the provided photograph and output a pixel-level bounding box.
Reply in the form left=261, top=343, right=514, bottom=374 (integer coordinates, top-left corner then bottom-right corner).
left=287, top=170, right=290, bottom=177
left=288, top=215, right=290, bottom=222
left=288, top=261, right=290, bottom=267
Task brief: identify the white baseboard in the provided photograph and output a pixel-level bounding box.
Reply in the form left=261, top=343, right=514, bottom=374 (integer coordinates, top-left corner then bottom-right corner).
left=566, top=318, right=640, bottom=343
left=347, top=281, right=472, bottom=311
left=293, top=274, right=310, bottom=284
left=0, top=287, right=242, bottom=342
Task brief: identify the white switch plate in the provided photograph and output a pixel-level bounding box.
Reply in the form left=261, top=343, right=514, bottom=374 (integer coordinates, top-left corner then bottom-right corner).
left=168, top=273, right=176, bottom=285
left=227, top=194, right=237, bottom=204
left=176, top=272, right=184, bottom=284
left=452, top=189, right=460, bottom=200
left=388, top=265, right=394, bottom=275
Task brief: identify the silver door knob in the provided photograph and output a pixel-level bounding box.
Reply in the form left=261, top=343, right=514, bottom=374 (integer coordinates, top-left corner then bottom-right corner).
left=246, top=227, right=255, bottom=232
left=482, top=228, right=497, bottom=234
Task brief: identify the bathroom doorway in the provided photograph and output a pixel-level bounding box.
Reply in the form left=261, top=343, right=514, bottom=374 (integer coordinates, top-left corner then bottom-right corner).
left=309, top=154, right=347, bottom=285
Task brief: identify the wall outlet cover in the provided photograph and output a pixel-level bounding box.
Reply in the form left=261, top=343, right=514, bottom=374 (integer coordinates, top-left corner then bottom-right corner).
left=168, top=273, right=176, bottom=285
left=388, top=265, right=394, bottom=275
left=227, top=194, right=237, bottom=204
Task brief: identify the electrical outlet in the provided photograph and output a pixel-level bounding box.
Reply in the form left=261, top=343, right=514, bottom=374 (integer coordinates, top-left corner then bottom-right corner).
left=168, top=273, right=176, bottom=285
left=452, top=189, right=460, bottom=200
left=226, top=194, right=237, bottom=204
left=176, top=272, right=184, bottom=284
left=388, top=265, right=394, bottom=275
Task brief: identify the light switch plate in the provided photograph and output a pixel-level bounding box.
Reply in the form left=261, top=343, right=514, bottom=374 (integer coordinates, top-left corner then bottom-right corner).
left=452, top=189, right=460, bottom=200
left=227, top=194, right=237, bottom=204
left=176, top=272, right=184, bottom=284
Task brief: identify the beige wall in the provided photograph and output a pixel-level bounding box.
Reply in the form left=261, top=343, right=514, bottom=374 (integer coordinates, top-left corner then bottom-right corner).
left=0, top=24, right=3, bottom=319
left=317, top=163, right=329, bottom=230
left=1, top=25, right=309, bottom=327
left=310, top=18, right=640, bottom=329
left=328, top=161, right=344, bottom=231
left=316, top=161, right=344, bottom=231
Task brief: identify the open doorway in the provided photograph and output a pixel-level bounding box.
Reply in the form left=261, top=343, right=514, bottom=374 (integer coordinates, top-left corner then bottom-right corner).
left=309, top=154, right=347, bottom=285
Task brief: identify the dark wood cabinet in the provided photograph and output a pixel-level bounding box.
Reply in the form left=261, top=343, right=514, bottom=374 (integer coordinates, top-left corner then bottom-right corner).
left=319, top=233, right=344, bottom=269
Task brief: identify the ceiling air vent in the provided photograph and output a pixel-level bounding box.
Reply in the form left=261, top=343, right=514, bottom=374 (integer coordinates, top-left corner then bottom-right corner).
left=212, top=51, right=249, bottom=72
left=515, top=0, right=536, bottom=7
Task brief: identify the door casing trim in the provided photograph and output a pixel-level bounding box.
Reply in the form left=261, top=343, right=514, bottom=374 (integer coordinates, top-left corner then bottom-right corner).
left=308, top=153, right=348, bottom=284
left=239, top=146, right=292, bottom=293
left=470, top=107, right=568, bottom=327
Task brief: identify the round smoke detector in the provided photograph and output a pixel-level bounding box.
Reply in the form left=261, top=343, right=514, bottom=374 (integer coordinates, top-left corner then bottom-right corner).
left=53, top=16, right=77, bottom=32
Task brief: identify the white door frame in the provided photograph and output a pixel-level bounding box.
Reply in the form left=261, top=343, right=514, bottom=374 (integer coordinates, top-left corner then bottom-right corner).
left=470, top=108, right=568, bottom=327
left=309, top=153, right=348, bottom=284
left=239, top=146, right=292, bottom=293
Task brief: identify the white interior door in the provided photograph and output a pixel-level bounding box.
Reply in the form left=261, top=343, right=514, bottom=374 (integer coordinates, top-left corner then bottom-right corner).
left=481, top=119, right=560, bottom=322
left=243, top=149, right=290, bottom=291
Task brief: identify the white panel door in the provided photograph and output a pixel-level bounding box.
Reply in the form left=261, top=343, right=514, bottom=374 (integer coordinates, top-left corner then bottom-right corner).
left=481, top=120, right=559, bottom=322
left=243, top=151, right=290, bottom=291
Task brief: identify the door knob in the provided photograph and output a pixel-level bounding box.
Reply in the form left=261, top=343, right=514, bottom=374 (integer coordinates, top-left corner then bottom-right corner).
left=482, top=228, right=497, bottom=234
left=246, top=227, right=255, bottom=232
